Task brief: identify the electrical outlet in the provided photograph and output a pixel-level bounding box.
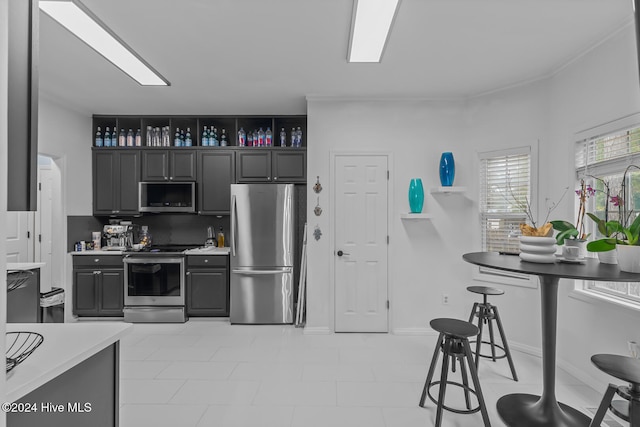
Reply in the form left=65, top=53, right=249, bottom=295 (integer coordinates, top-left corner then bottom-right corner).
left=442, top=294, right=449, bottom=305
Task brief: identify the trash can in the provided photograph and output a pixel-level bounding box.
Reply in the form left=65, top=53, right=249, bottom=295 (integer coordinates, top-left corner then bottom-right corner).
left=40, top=287, right=64, bottom=323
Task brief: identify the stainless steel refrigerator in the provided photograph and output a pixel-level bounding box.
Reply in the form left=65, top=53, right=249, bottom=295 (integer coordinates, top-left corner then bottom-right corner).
left=230, top=184, right=295, bottom=324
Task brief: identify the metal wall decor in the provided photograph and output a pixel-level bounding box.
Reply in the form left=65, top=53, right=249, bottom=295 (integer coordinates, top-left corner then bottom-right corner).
left=313, top=225, right=322, bottom=241
left=314, top=197, right=322, bottom=216
left=313, top=176, right=323, bottom=193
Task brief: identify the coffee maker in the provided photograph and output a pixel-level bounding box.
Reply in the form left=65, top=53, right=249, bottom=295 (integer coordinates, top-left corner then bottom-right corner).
left=103, top=224, right=134, bottom=250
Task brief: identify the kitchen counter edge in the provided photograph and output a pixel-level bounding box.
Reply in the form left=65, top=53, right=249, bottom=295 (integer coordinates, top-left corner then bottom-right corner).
left=69, top=250, right=123, bottom=255
left=5, top=323, right=132, bottom=403
left=7, top=262, right=46, bottom=271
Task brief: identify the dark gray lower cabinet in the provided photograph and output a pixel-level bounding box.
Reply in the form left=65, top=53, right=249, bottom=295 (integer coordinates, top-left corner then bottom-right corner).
left=73, top=256, right=124, bottom=317
left=198, top=150, right=235, bottom=214
left=186, top=256, right=229, bottom=316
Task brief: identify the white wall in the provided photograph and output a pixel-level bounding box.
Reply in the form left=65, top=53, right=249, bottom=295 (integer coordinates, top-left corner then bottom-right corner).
left=463, top=80, right=552, bottom=351
left=547, top=24, right=640, bottom=388
left=38, top=93, right=93, bottom=216
left=305, top=23, right=640, bottom=391
left=37, top=94, right=92, bottom=313
left=0, top=0, right=9, bottom=423
left=306, top=99, right=477, bottom=333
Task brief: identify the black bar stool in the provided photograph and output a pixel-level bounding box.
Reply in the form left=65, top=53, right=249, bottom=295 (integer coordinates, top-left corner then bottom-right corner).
left=467, top=285, right=518, bottom=381
left=419, top=318, right=492, bottom=427
left=589, top=354, right=640, bottom=427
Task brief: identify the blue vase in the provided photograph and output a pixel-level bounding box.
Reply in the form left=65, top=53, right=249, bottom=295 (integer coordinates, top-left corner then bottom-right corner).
left=439, top=152, right=455, bottom=186
left=408, top=178, right=424, bottom=213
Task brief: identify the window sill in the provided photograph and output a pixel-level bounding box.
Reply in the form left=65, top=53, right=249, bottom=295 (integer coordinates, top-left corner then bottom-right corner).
left=569, top=288, right=640, bottom=314
left=472, top=265, right=538, bottom=289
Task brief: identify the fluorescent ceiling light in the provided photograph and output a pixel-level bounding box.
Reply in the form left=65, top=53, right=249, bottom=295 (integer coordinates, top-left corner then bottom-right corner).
left=348, top=0, right=400, bottom=63
left=39, top=0, right=169, bottom=86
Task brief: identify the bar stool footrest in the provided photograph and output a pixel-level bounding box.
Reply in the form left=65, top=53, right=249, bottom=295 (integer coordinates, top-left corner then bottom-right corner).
left=468, top=340, right=508, bottom=360
left=610, top=399, right=630, bottom=422
left=426, top=380, right=481, bottom=415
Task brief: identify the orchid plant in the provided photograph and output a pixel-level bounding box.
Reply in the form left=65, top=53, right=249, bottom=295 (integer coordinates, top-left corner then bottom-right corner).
left=586, top=164, right=640, bottom=251
left=550, top=179, right=594, bottom=244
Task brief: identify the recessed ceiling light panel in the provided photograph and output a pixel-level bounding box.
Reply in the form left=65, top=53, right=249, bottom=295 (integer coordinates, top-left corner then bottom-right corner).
left=39, top=0, right=169, bottom=86
left=348, top=0, right=400, bottom=63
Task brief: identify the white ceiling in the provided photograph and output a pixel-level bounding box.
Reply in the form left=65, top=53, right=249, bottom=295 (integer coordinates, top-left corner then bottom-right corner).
left=38, top=0, right=634, bottom=116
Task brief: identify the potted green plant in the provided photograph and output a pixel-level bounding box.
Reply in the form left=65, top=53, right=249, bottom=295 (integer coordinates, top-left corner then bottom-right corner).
left=585, top=213, right=618, bottom=264
left=608, top=216, right=640, bottom=272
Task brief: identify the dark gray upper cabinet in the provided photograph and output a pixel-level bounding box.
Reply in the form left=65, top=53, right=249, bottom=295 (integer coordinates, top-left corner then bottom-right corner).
left=272, top=150, right=307, bottom=183
left=236, top=149, right=306, bottom=183
left=142, top=149, right=196, bottom=181
left=236, top=151, right=272, bottom=182
left=93, top=149, right=140, bottom=216
left=198, top=150, right=235, bottom=214
left=8, top=0, right=38, bottom=211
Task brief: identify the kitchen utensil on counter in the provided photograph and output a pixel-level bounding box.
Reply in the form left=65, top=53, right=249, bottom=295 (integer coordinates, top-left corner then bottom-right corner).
left=205, top=226, right=216, bottom=247
left=217, top=227, right=225, bottom=248
left=92, top=231, right=102, bottom=250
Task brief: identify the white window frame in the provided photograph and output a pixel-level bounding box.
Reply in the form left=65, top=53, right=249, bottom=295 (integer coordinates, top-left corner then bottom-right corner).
left=572, top=112, right=640, bottom=310
left=474, top=144, right=538, bottom=288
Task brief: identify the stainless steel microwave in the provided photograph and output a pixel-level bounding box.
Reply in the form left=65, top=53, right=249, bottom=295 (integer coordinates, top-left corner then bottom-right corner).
left=139, top=182, right=196, bottom=213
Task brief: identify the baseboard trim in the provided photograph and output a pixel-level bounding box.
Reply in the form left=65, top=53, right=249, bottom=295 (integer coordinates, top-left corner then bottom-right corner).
left=392, top=328, right=437, bottom=336
left=556, top=358, right=607, bottom=393
left=509, top=340, right=606, bottom=393
left=303, top=326, right=331, bottom=335
left=509, top=341, right=542, bottom=358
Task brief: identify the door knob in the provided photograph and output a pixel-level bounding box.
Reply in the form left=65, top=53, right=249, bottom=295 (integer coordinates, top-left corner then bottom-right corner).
left=337, top=250, right=349, bottom=257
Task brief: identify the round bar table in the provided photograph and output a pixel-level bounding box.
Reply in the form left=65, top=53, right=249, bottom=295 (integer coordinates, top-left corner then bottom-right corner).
left=463, top=252, right=640, bottom=427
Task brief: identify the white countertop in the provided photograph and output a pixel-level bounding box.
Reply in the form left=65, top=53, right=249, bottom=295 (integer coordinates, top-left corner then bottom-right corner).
left=5, top=323, right=132, bottom=403
left=6, top=262, right=46, bottom=271
left=70, top=250, right=123, bottom=255
left=184, top=247, right=230, bottom=255
left=70, top=248, right=230, bottom=255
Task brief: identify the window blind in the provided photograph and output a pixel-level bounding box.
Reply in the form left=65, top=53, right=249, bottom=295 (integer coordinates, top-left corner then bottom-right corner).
left=574, top=119, right=640, bottom=304
left=576, top=126, right=640, bottom=175
left=480, top=151, right=531, bottom=253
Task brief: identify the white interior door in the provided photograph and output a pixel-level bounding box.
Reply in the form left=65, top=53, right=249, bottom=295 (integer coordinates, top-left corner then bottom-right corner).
left=6, top=211, right=33, bottom=263
left=36, top=167, right=54, bottom=291
left=334, top=154, right=389, bottom=332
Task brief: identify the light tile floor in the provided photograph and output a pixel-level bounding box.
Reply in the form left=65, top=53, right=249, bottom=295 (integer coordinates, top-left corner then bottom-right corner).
left=113, top=319, right=622, bottom=427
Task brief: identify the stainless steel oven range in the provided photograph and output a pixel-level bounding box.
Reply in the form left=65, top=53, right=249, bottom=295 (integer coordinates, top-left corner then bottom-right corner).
left=123, top=245, right=192, bottom=323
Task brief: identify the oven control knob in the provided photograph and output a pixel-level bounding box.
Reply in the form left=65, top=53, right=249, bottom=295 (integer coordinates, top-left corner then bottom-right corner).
left=204, top=259, right=209, bottom=263
left=186, top=272, right=190, bottom=276
left=94, top=259, right=99, bottom=263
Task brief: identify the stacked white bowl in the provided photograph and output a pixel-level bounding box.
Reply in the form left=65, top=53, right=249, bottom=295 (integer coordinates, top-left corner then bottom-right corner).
left=519, top=236, right=557, bottom=263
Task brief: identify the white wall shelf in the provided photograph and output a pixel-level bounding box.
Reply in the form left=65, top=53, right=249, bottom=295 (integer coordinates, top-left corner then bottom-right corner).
left=400, top=213, right=432, bottom=220
left=430, top=186, right=467, bottom=195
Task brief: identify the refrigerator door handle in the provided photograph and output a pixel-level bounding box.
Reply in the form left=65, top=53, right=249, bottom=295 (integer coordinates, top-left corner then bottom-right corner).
left=231, top=194, right=237, bottom=257
left=232, top=268, right=292, bottom=275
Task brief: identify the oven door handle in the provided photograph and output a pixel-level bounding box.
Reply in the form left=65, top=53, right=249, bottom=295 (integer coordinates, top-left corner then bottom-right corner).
left=124, top=257, right=184, bottom=264
left=232, top=268, right=292, bottom=275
